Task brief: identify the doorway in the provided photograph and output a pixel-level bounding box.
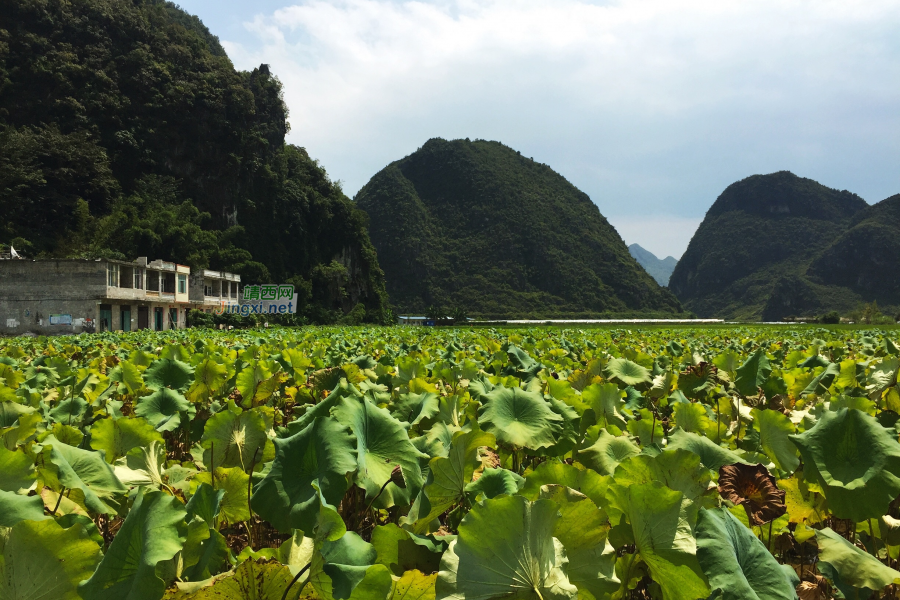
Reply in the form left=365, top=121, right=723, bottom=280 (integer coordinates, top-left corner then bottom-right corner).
left=154, top=307, right=163, bottom=331
left=121, top=306, right=131, bottom=332
left=137, top=306, right=149, bottom=330
left=99, top=304, right=112, bottom=332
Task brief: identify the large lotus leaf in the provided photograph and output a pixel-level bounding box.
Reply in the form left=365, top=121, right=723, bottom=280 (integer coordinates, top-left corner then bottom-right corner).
left=613, top=449, right=712, bottom=502
left=193, top=466, right=251, bottom=525
left=145, top=358, right=195, bottom=391
left=79, top=490, right=187, bottom=600
left=0, top=519, right=101, bottom=600
left=186, top=482, right=225, bottom=528
left=671, top=402, right=711, bottom=434
left=108, top=360, right=144, bottom=395
left=608, top=482, right=710, bottom=600
left=735, top=349, right=772, bottom=396
left=114, top=440, right=168, bottom=490
left=751, top=408, right=799, bottom=473
left=666, top=428, right=745, bottom=471
left=90, top=416, right=163, bottom=463
left=464, top=467, right=524, bottom=499
left=816, top=527, right=900, bottom=599
left=577, top=429, right=640, bottom=476
left=182, top=524, right=229, bottom=583
left=310, top=531, right=391, bottom=600
left=408, top=428, right=495, bottom=533
left=283, top=380, right=365, bottom=437
left=135, top=387, right=194, bottom=432
left=776, top=476, right=825, bottom=525
left=0, top=489, right=50, bottom=526
left=391, top=392, right=440, bottom=427
left=789, top=408, right=900, bottom=521
left=371, top=524, right=444, bottom=576
left=181, top=558, right=306, bottom=600
left=49, top=397, right=89, bottom=425
left=332, top=396, right=427, bottom=506
left=477, top=386, right=563, bottom=450
left=507, top=344, right=543, bottom=379
left=436, top=495, right=578, bottom=600
left=0, top=445, right=36, bottom=492
left=539, top=485, right=619, bottom=600
left=186, top=358, right=229, bottom=403
left=519, top=461, right=608, bottom=505
left=696, top=507, right=798, bottom=600
left=252, top=416, right=357, bottom=533
left=390, top=570, right=437, bottom=600
left=605, top=358, right=651, bottom=387
left=0, top=397, right=35, bottom=429
left=801, top=362, right=841, bottom=396
left=41, top=435, right=127, bottom=514
left=201, top=404, right=274, bottom=472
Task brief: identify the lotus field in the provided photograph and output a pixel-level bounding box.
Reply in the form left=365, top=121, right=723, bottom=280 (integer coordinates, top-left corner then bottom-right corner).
left=5, top=326, right=900, bottom=599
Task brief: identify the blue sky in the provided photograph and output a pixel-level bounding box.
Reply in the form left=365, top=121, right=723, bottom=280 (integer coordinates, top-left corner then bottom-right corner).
left=178, top=0, right=900, bottom=259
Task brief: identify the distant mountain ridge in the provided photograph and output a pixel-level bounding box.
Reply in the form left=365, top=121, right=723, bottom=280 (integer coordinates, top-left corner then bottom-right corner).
left=628, top=244, right=678, bottom=286
left=355, top=138, right=685, bottom=318
left=668, top=171, right=900, bottom=321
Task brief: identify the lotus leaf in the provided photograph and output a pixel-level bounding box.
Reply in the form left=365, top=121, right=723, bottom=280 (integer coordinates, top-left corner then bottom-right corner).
left=435, top=495, right=578, bottom=600
left=41, top=435, right=127, bottom=514
left=0, top=445, right=35, bottom=492
left=696, top=507, right=798, bottom=600
left=201, top=403, right=274, bottom=472
left=135, top=387, right=193, bottom=432
left=333, top=396, right=427, bottom=506
left=478, top=385, right=563, bottom=450
left=0, top=519, right=101, bottom=600
left=90, top=416, right=163, bottom=463
left=577, top=429, right=640, bottom=476
left=816, top=527, right=900, bottom=599
left=790, top=408, right=900, bottom=521
left=79, top=490, right=187, bottom=600
left=605, top=358, right=652, bottom=387
left=144, top=358, right=194, bottom=391
left=252, top=416, right=357, bottom=533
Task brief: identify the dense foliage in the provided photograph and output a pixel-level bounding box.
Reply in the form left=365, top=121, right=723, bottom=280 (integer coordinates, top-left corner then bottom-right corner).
left=4, top=324, right=900, bottom=599
left=355, top=138, right=684, bottom=319
left=627, top=244, right=677, bottom=287
left=0, top=0, right=390, bottom=323
left=670, top=171, right=900, bottom=321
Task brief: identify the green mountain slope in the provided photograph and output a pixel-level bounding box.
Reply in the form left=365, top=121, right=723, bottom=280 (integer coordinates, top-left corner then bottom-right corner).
left=807, top=194, right=900, bottom=305
left=0, top=0, right=389, bottom=323
left=668, top=171, right=869, bottom=321
left=355, top=138, right=684, bottom=318
left=628, top=244, right=678, bottom=286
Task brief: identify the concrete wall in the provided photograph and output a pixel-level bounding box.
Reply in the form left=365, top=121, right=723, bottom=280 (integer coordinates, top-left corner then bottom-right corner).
left=0, top=260, right=106, bottom=335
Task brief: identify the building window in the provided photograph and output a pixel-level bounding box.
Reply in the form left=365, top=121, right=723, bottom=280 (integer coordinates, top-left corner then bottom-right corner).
left=134, top=269, right=144, bottom=289
left=178, top=274, right=187, bottom=294
left=107, top=264, right=119, bottom=287
left=204, top=281, right=213, bottom=296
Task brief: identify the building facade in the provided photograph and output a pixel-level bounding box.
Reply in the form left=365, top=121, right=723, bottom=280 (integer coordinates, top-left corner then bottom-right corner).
left=0, top=257, right=240, bottom=335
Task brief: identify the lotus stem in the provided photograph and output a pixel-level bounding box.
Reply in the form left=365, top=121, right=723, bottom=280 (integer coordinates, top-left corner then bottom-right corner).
left=281, top=561, right=312, bottom=600
left=52, top=486, right=66, bottom=516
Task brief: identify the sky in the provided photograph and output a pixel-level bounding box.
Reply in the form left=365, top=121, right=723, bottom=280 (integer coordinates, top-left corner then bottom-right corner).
left=178, top=0, right=900, bottom=259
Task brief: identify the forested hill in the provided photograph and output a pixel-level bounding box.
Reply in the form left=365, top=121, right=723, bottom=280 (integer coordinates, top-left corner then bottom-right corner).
left=355, top=138, right=684, bottom=318
left=668, top=171, right=875, bottom=321
left=0, top=0, right=389, bottom=323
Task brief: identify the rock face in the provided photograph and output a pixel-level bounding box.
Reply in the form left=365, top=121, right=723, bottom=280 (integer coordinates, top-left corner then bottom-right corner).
left=668, top=171, right=869, bottom=321
left=355, top=138, right=684, bottom=318
left=628, top=244, right=678, bottom=286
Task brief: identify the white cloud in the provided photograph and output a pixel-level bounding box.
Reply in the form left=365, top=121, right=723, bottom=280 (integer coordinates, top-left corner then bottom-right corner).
left=221, top=0, right=900, bottom=257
